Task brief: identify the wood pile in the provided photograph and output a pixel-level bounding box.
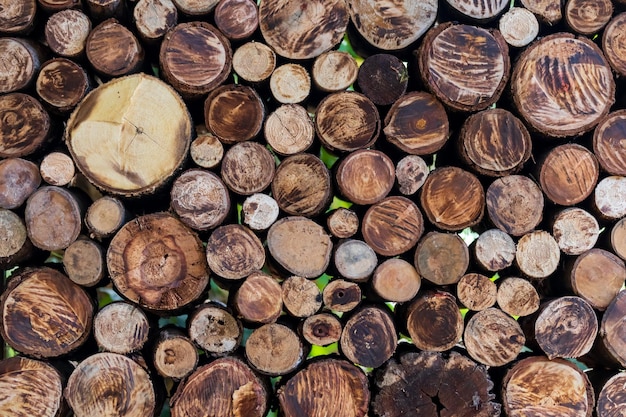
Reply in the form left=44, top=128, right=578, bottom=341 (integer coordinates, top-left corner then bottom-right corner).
left=2, top=0, right=626, bottom=416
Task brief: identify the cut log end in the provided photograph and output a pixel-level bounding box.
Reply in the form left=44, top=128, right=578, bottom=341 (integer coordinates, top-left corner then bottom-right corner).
left=94, top=301, right=150, bottom=354
left=301, top=313, right=342, bottom=346
left=496, top=277, right=540, bottom=317
left=282, top=275, right=322, bottom=318
left=414, top=232, right=469, bottom=286
left=516, top=230, right=560, bottom=280
left=372, top=258, right=421, bottom=303
left=188, top=303, right=242, bottom=356
left=206, top=224, right=265, bottom=281
left=153, top=327, right=198, bottom=380
left=234, top=271, right=283, bottom=324
left=245, top=323, right=304, bottom=376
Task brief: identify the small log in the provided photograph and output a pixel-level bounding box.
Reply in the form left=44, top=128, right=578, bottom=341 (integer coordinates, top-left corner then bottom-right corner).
left=603, top=13, right=626, bottom=77
left=278, top=359, right=369, bottom=417
left=420, top=166, right=484, bottom=231
left=85, top=0, right=126, bottom=21
left=565, top=0, right=612, bottom=35
left=486, top=174, right=544, bottom=236
left=552, top=207, right=600, bottom=256
left=38, top=0, right=82, bottom=14
left=597, top=371, right=626, bottom=416
left=172, top=0, right=218, bottom=15
left=498, top=7, right=539, bottom=48
left=39, top=151, right=75, bottom=186
left=264, top=104, right=314, bottom=156
left=610, top=217, right=626, bottom=261
left=593, top=176, right=626, bottom=220
left=361, top=196, right=424, bottom=257
left=271, top=153, right=331, bottom=217
left=414, top=231, right=469, bottom=286
left=269, top=63, right=311, bottom=104
left=371, top=258, right=421, bottom=303
left=334, top=239, right=377, bottom=283
left=63, top=237, right=105, bottom=287
left=189, top=127, right=223, bottom=169
left=315, top=91, right=380, bottom=153
left=282, top=275, right=322, bottom=318
left=474, top=228, right=516, bottom=272
left=516, top=230, right=561, bottom=280
left=395, top=155, right=429, bottom=195
left=301, top=313, right=342, bottom=346
left=322, top=279, right=361, bottom=313
left=160, top=22, right=232, bottom=99
left=232, top=41, right=275, bottom=84
left=599, top=289, right=626, bottom=368
left=520, top=0, right=562, bottom=25
left=405, top=290, right=464, bottom=352
left=267, top=216, right=333, bottom=279
left=214, top=0, right=258, bottom=41
left=233, top=271, right=282, bottom=324
left=501, top=356, right=595, bottom=416
left=245, top=323, right=304, bottom=376
left=0, top=266, right=94, bottom=358
left=86, top=18, right=144, bottom=78
left=132, top=0, right=177, bottom=44
left=258, top=0, right=349, bottom=60
left=0, top=37, right=44, bottom=94
left=242, top=193, right=279, bottom=231
left=170, top=168, right=231, bottom=231
left=445, top=0, right=509, bottom=21
left=511, top=33, right=615, bottom=137
left=567, top=248, right=626, bottom=310
left=187, top=303, right=242, bottom=356
left=0, top=209, right=34, bottom=268
left=457, top=273, right=497, bottom=311
left=0, top=158, right=41, bottom=209
left=205, top=84, right=264, bottom=145
left=341, top=306, right=397, bottom=368
left=107, top=212, right=209, bottom=312
left=458, top=108, right=532, bottom=177
left=0, top=0, right=36, bottom=34
left=357, top=54, right=408, bottom=106
left=206, top=224, right=265, bottom=281
left=346, top=0, right=437, bottom=51
left=85, top=196, right=128, bottom=239
left=65, top=352, right=157, bottom=417
left=0, top=93, right=52, bottom=158
left=36, top=58, right=91, bottom=114
left=373, top=351, right=500, bottom=417
left=0, top=356, right=66, bottom=417
left=496, top=277, right=540, bottom=317
left=336, top=149, right=395, bottom=205
left=593, top=110, right=626, bottom=176
left=311, top=50, right=358, bottom=93
left=152, top=326, right=198, bottom=380
left=44, top=9, right=91, bottom=59
left=93, top=300, right=150, bottom=354
left=326, top=208, right=359, bottom=239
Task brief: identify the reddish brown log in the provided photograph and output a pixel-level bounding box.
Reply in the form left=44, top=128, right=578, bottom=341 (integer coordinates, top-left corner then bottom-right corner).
left=187, top=303, right=242, bottom=356
left=152, top=326, right=198, bottom=380
left=457, top=273, right=497, bottom=311
left=63, top=237, right=105, bottom=287
left=610, top=217, right=626, bottom=261
left=233, top=271, right=283, bottom=324
left=214, top=0, right=258, bottom=41
left=93, top=300, right=150, bottom=354
left=599, top=290, right=626, bottom=368
left=0, top=93, right=52, bottom=158
left=269, top=63, right=311, bottom=104
left=205, top=84, right=264, bottom=145
left=323, top=279, right=361, bottom=313
left=445, top=0, right=509, bottom=21
left=486, top=174, right=544, bottom=236
left=516, top=230, right=561, bottom=280
left=520, top=0, right=562, bottom=25
left=341, top=306, right=397, bottom=368
left=205, top=224, right=265, bottom=281
left=357, top=54, right=408, bottom=106
left=301, top=313, right=342, bottom=346
left=36, top=58, right=90, bottom=114
left=414, top=231, right=469, bottom=286
left=86, top=18, right=144, bottom=78
left=552, top=207, right=600, bottom=256
left=405, top=290, right=463, bottom=352
left=336, top=149, right=395, bottom=205
left=565, top=0, right=613, bottom=35
left=282, top=275, right=322, bottom=318
left=0, top=158, right=41, bottom=209
left=473, top=228, right=516, bottom=272
left=264, top=104, right=314, bottom=156
left=220, top=141, right=275, bottom=196
left=312, top=50, right=358, bottom=93
left=45, top=9, right=91, bottom=59
left=371, top=258, right=421, bottom=303
left=496, top=277, right=540, bottom=317
left=593, top=110, right=626, bottom=176
left=0, top=209, right=34, bottom=269
left=245, top=323, right=304, bottom=376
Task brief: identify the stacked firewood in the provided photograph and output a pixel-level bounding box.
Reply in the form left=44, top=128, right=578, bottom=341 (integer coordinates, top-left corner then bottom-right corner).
left=1, top=0, right=626, bottom=415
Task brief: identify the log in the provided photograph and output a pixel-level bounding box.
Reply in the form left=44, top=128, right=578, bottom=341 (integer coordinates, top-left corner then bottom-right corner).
left=107, top=212, right=209, bottom=311
left=93, top=300, right=150, bottom=354
left=0, top=158, right=41, bottom=209
left=281, top=275, right=322, bottom=318
left=473, top=228, right=516, bottom=272
left=233, top=271, right=283, bottom=324
left=35, top=58, right=90, bottom=114
left=496, top=277, right=540, bottom=317
left=171, top=0, right=218, bottom=16
left=86, top=18, right=144, bottom=78
left=205, top=84, right=264, bottom=145
left=245, top=323, right=304, bottom=376
left=0, top=209, right=34, bottom=268
left=371, top=258, right=421, bottom=303
left=552, top=207, right=600, bottom=256
left=498, top=7, right=539, bottom=48
left=599, top=289, right=626, bottom=368
left=187, top=303, right=242, bottom=356
left=39, top=151, right=75, bottom=186
left=486, top=174, right=544, bottom=236
left=152, top=326, right=198, bottom=380
left=405, top=290, right=463, bottom=352
left=242, top=193, right=279, bottom=231
left=610, top=217, right=626, bottom=261
left=63, top=237, right=105, bottom=287
left=0, top=93, right=52, bottom=158
left=189, top=127, right=223, bottom=169
left=414, top=231, right=469, bottom=286
left=326, top=208, right=359, bottom=239
left=516, top=230, right=561, bottom=280
left=213, top=0, right=258, bottom=41
left=395, top=155, right=429, bottom=195
left=311, top=50, right=358, bottom=93
left=301, top=313, right=342, bottom=346
left=0, top=266, right=94, bottom=358
left=205, top=224, right=265, bottom=281
left=232, top=41, right=275, bottom=84
left=565, top=0, right=613, bottom=35
left=132, top=0, right=177, bottom=44
left=264, top=104, right=314, bottom=156
left=38, top=0, right=82, bottom=14
left=603, top=13, right=626, bottom=77
left=0, top=0, right=36, bottom=35
left=596, top=371, right=626, bottom=417
left=593, top=176, right=626, bottom=220
left=85, top=0, right=126, bottom=21
left=85, top=196, right=128, bottom=240
left=520, top=0, right=562, bottom=25
left=269, top=63, right=311, bottom=104
left=0, top=37, right=44, bottom=94
left=323, top=279, right=361, bottom=313
left=356, top=54, right=408, bottom=106
left=336, top=149, right=395, bottom=205
left=44, top=9, right=91, bottom=59
left=593, top=110, right=626, bottom=176
left=340, top=306, right=397, bottom=368
left=457, top=273, right=497, bottom=311
left=445, top=0, right=509, bottom=22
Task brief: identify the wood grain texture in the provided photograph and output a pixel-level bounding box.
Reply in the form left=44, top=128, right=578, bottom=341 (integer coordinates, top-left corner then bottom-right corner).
left=446, top=0, right=509, bottom=21
left=220, top=141, right=274, bottom=196
left=405, top=290, right=463, bottom=352
left=515, top=230, right=560, bottom=279
left=0, top=158, right=41, bottom=209
left=323, top=279, right=361, bottom=313
left=0, top=37, right=42, bottom=94
left=333, top=239, right=377, bottom=282
left=153, top=326, right=198, bottom=379
left=133, top=0, right=177, bottom=42
left=496, top=277, right=540, bottom=317
left=264, top=104, right=314, bottom=156
left=86, top=18, right=144, bottom=77
left=565, top=0, right=613, bottom=35
left=464, top=307, right=525, bottom=366
left=302, top=313, right=342, bottom=346
left=45, top=9, right=91, bottom=58
left=234, top=271, right=283, bottom=324
left=36, top=58, right=90, bottom=114
left=568, top=248, right=625, bottom=310
left=600, top=290, right=626, bottom=367
left=188, top=303, right=242, bottom=356
left=520, top=0, right=562, bottom=25
left=312, top=50, right=358, bottom=93
left=594, top=176, right=626, bottom=220
left=371, top=258, right=421, bottom=303
left=336, top=149, right=395, bottom=205
left=457, top=273, right=497, bottom=311
left=0, top=93, right=51, bottom=158
left=282, top=275, right=322, bottom=318
left=205, top=84, right=264, bottom=145
left=552, top=207, right=599, bottom=256
left=341, top=306, right=397, bottom=368
left=474, top=228, right=516, bottom=271
left=603, top=13, right=626, bottom=77
left=0, top=0, right=36, bottom=34
left=486, top=174, right=544, bottom=236
left=214, top=0, right=258, bottom=41
left=414, top=231, right=469, bottom=286
left=499, top=7, right=539, bottom=47
left=597, top=371, right=626, bottom=416
left=245, top=323, right=304, bottom=376
left=593, top=110, right=626, bottom=176
left=205, top=224, right=265, bottom=280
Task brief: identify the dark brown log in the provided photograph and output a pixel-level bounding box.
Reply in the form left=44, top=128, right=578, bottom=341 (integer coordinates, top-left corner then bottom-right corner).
left=205, top=224, right=265, bottom=281
left=65, top=73, right=192, bottom=197
left=346, top=0, right=437, bottom=51
left=63, top=237, right=105, bottom=287
left=474, top=228, right=516, bottom=272
left=44, top=9, right=91, bottom=59
left=269, top=63, right=311, bottom=104
left=464, top=307, right=525, bottom=367
left=39, top=152, right=75, bottom=186
left=232, top=41, right=275, bottom=84
left=86, top=0, right=126, bottom=21
left=0, top=209, right=34, bottom=268
left=187, top=303, right=242, bottom=356
left=301, top=313, right=342, bottom=346
left=189, top=126, right=223, bottom=169
left=171, top=0, right=218, bottom=16
left=405, top=290, right=463, bottom=352
left=357, top=54, right=408, bottom=106
left=25, top=186, right=83, bottom=251
left=552, top=207, right=599, bottom=256
left=373, top=351, right=500, bottom=417
left=152, top=326, right=198, bottom=380
left=311, top=50, right=358, bottom=93
left=278, top=359, right=369, bottom=417
left=242, top=193, right=279, bottom=231
left=85, top=196, right=128, bottom=240
left=322, top=278, right=361, bottom=313
left=205, top=84, right=264, bottom=145
left=258, top=0, right=348, bottom=60
left=457, top=273, right=497, bottom=311
left=38, top=0, right=82, bottom=14
left=565, top=0, right=612, bottom=35
left=567, top=248, right=626, bottom=310
left=267, top=216, right=332, bottom=279
left=0, top=0, right=36, bottom=35
left=502, top=356, right=595, bottom=416
left=414, top=231, right=469, bottom=286
left=496, top=277, right=540, bottom=317
left=86, top=18, right=144, bottom=78
left=395, top=155, right=429, bottom=195
left=520, top=0, right=562, bottom=25
left=326, top=208, right=359, bottom=239
left=282, top=275, right=322, bottom=318
left=0, top=37, right=44, bottom=94
left=498, top=7, right=539, bottom=48
left=107, top=212, right=209, bottom=312
left=419, top=22, right=509, bottom=112
left=486, top=174, right=544, bottom=236
left=341, top=306, right=396, bottom=368
left=458, top=108, right=532, bottom=177
left=599, top=289, right=626, bottom=368
left=160, top=22, right=231, bottom=99
left=233, top=271, right=282, bottom=324
left=0, top=356, right=66, bottom=417
left=610, top=217, right=626, bottom=261
left=245, top=323, right=304, bottom=376
left=132, top=0, right=177, bottom=43
left=170, top=168, right=230, bottom=231
left=93, top=300, right=150, bottom=354
left=597, top=371, right=626, bottom=417
left=593, top=176, right=626, bottom=220
left=334, top=239, right=377, bottom=283
left=0, top=93, right=52, bottom=158
left=65, top=352, right=157, bottom=417
left=315, top=91, right=380, bottom=153
left=0, top=266, right=94, bottom=358
left=602, top=13, right=626, bottom=77
left=593, top=110, right=626, bottom=176
left=511, top=33, right=615, bottom=137
left=371, top=258, right=421, bottom=303
left=0, top=158, right=41, bottom=209
left=271, top=153, right=331, bottom=217
left=362, top=196, right=424, bottom=257
left=36, top=58, right=90, bottom=114
left=446, top=0, right=508, bottom=21
left=336, top=149, right=395, bottom=205
left=264, top=104, right=314, bottom=156
left=516, top=230, right=561, bottom=280
left=214, top=0, right=258, bottom=41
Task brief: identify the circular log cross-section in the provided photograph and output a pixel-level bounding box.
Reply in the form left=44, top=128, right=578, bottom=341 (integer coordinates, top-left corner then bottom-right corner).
left=214, top=0, right=258, bottom=41
left=0, top=267, right=94, bottom=358
left=0, top=0, right=36, bottom=35
left=496, top=277, right=540, bottom=317
left=205, top=224, right=265, bottom=280
left=242, top=193, right=279, bottom=231
left=85, top=196, right=128, bottom=239
left=486, top=174, right=544, bottom=236
left=0, top=158, right=41, bottom=209
left=302, top=313, right=342, bottom=346
left=568, top=248, right=626, bottom=310
left=39, top=152, right=75, bottom=186
left=86, top=18, right=144, bottom=78
left=357, top=54, right=408, bottom=106
left=188, top=303, right=242, bottom=356
left=446, top=0, right=508, bottom=21
left=327, top=208, right=359, bottom=239
left=603, top=13, right=626, bottom=77
left=594, top=110, right=626, bottom=176
left=420, top=166, right=484, bottom=231
left=511, top=33, right=615, bottom=137
left=153, top=327, right=198, bottom=380
left=36, top=58, right=90, bottom=114
left=597, top=372, right=626, bottom=417
left=336, top=149, right=395, bottom=205
left=232, top=41, right=276, bottom=83
left=498, top=7, right=539, bottom=48
left=396, top=155, right=429, bottom=195
left=0, top=93, right=51, bottom=158
left=371, top=258, right=421, bottom=303
left=516, top=230, right=561, bottom=280
left=282, top=275, right=322, bottom=318
left=234, top=271, right=283, bottom=324
left=601, top=290, right=626, bottom=367
left=565, top=0, right=613, bottom=36
left=457, top=273, right=497, bottom=311
left=245, top=323, right=304, bottom=376
left=333, top=239, right=377, bottom=282
left=0, top=38, right=43, bottom=94
left=323, top=279, right=362, bottom=313
left=93, top=301, right=150, bottom=354
left=419, top=22, right=509, bottom=112
left=190, top=128, right=223, bottom=169
left=341, top=306, right=397, bottom=369
left=312, top=50, right=358, bottom=93
left=414, top=231, right=469, bottom=286
left=45, top=9, right=91, bottom=59
left=270, top=63, right=311, bottom=104
left=171, top=357, right=267, bottom=417
left=259, top=0, right=349, bottom=60
left=133, top=0, right=178, bottom=43
left=474, top=228, right=516, bottom=271
left=66, top=73, right=191, bottom=197
left=0, top=209, right=31, bottom=268
left=63, top=238, right=105, bottom=287
left=220, top=141, right=275, bottom=196
left=611, top=217, right=626, bottom=261
left=264, top=104, right=314, bottom=156
left=552, top=207, right=599, bottom=256
left=594, top=176, right=626, bottom=220
left=520, top=0, right=562, bottom=25
left=205, top=84, right=264, bottom=145
left=107, top=212, right=209, bottom=312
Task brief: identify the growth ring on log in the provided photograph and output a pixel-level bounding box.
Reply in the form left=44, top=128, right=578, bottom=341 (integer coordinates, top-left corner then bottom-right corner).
left=65, top=73, right=192, bottom=197
left=0, top=93, right=51, bottom=158
left=593, top=110, right=626, bottom=176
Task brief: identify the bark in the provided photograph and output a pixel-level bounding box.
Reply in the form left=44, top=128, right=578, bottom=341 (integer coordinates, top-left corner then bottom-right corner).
left=333, top=239, right=377, bottom=282
left=36, top=58, right=90, bottom=114
left=516, top=230, right=560, bottom=280
left=565, top=0, right=612, bottom=35
left=62, top=237, right=105, bottom=287
left=498, top=7, right=539, bottom=47
left=486, top=174, right=544, bottom=236
left=322, top=279, right=361, bottom=313
left=603, top=13, right=626, bottom=77
left=187, top=303, right=242, bottom=356
left=86, top=18, right=144, bottom=78
left=269, top=63, right=311, bottom=104
left=552, top=207, right=600, bottom=256
left=242, top=193, right=279, bottom=231
left=357, top=54, right=408, bottom=106
left=414, top=231, right=469, bottom=286
left=496, top=277, right=540, bottom=317
left=336, top=149, right=395, bottom=205
left=281, top=275, right=322, bottom=318
left=610, top=217, right=626, bottom=261
left=371, top=258, right=421, bottom=303
left=520, top=0, right=562, bottom=25
left=457, top=273, right=497, bottom=311
left=205, top=224, right=265, bottom=281
left=473, top=228, right=516, bottom=272
left=0, top=93, right=52, bottom=158
left=599, top=290, right=626, bottom=368
left=326, top=208, right=359, bottom=239
left=44, top=9, right=91, bottom=59
left=232, top=41, right=276, bottom=83
left=301, top=313, right=342, bottom=346
left=340, top=306, right=397, bottom=368
left=312, top=50, right=358, bottom=93
left=0, top=158, right=41, bottom=209
left=205, top=84, right=264, bottom=145
left=245, top=323, right=304, bottom=376
left=233, top=271, right=283, bottom=324
left=189, top=127, right=223, bottom=169
left=214, top=0, right=258, bottom=41
left=264, top=104, right=314, bottom=156
left=0, top=0, right=36, bottom=34
left=39, top=152, right=75, bottom=186
left=85, top=196, right=129, bottom=240
left=395, top=155, right=429, bottom=195
left=152, top=326, right=198, bottom=380
left=597, top=371, right=626, bottom=417
left=132, top=0, right=177, bottom=43
left=593, top=176, right=626, bottom=220
left=93, top=300, right=150, bottom=354
left=593, top=110, right=626, bottom=176
left=0, top=209, right=34, bottom=268
left=0, top=37, right=44, bottom=94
